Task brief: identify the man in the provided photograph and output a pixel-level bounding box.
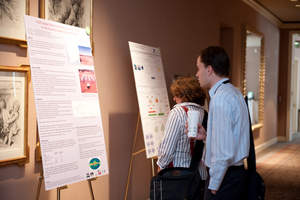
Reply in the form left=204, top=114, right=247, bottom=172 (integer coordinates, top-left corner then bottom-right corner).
left=195, top=46, right=250, bottom=199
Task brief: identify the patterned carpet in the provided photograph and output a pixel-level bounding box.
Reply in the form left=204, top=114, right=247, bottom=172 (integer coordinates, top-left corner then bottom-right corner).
left=257, top=135, right=300, bottom=200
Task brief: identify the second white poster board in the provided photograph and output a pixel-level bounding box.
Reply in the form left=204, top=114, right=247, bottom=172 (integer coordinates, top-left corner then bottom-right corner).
left=129, top=42, right=170, bottom=158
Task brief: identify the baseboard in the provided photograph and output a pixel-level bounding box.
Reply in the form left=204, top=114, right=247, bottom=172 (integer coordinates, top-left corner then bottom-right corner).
left=255, top=137, right=278, bottom=153
left=277, top=136, right=287, bottom=142
left=292, top=132, right=300, bottom=140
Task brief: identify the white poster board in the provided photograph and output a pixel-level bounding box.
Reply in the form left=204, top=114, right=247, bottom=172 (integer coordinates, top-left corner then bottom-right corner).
left=128, top=42, right=170, bottom=158
left=24, top=15, right=108, bottom=190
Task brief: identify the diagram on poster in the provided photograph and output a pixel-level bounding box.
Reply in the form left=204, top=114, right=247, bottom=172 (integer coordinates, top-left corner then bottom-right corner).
left=129, top=42, right=170, bottom=158
left=24, top=15, right=108, bottom=191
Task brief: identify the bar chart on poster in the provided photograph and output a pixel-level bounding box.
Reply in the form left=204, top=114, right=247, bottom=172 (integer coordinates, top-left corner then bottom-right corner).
left=24, top=15, right=108, bottom=191
left=129, top=42, right=170, bottom=158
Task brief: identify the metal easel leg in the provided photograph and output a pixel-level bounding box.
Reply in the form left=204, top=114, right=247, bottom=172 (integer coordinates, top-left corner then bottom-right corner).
left=88, top=178, right=96, bottom=200
left=57, top=185, right=67, bottom=200
left=124, top=114, right=140, bottom=200
left=151, top=158, right=156, bottom=177
left=35, top=171, right=44, bottom=200
left=57, top=187, right=61, bottom=200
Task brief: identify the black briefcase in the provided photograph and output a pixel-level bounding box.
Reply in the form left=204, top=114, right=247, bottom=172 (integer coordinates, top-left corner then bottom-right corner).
left=150, top=110, right=208, bottom=200
left=246, top=170, right=265, bottom=200
left=150, top=167, right=203, bottom=200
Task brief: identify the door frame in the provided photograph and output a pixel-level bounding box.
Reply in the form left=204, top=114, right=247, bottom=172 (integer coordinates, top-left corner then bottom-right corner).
left=286, top=31, right=300, bottom=141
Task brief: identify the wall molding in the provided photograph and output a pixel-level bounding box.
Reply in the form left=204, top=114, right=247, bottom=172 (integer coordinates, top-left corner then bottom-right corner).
left=277, top=136, right=287, bottom=142
left=242, top=0, right=281, bottom=27
left=255, top=137, right=278, bottom=153
left=242, top=0, right=300, bottom=29
left=281, top=23, right=300, bottom=29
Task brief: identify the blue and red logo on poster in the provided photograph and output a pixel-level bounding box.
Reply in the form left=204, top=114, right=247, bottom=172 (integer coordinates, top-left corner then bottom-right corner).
left=89, top=158, right=101, bottom=170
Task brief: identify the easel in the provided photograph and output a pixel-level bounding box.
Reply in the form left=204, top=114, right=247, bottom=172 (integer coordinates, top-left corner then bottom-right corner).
left=35, top=135, right=97, bottom=200
left=35, top=162, right=97, bottom=200
left=124, top=113, right=156, bottom=200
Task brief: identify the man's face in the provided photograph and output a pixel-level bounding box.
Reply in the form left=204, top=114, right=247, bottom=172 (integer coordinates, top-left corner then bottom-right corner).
left=196, top=56, right=210, bottom=89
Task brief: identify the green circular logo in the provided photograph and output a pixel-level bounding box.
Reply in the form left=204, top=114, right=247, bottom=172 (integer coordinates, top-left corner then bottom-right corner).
left=89, top=158, right=100, bottom=170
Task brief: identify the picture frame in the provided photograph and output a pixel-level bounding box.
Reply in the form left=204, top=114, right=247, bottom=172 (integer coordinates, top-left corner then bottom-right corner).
left=39, top=0, right=93, bottom=44
left=241, top=25, right=265, bottom=131
left=0, top=65, right=30, bottom=166
left=0, top=0, right=29, bottom=48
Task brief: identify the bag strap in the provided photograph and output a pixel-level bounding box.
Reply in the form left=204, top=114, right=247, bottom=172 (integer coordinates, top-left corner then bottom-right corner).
left=181, top=106, right=195, bottom=157
left=202, top=109, right=208, bottom=131
left=190, top=110, right=207, bottom=170
left=244, top=96, right=257, bottom=172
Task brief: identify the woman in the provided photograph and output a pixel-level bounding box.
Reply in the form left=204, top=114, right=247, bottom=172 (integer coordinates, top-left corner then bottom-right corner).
left=157, top=76, right=207, bottom=172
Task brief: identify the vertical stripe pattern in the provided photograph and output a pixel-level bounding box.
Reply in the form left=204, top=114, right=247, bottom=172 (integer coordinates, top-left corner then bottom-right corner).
left=204, top=78, right=250, bottom=191
left=157, top=102, right=205, bottom=171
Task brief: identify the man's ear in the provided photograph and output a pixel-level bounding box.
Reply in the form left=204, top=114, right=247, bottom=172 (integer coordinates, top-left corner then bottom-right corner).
left=207, top=65, right=214, bottom=76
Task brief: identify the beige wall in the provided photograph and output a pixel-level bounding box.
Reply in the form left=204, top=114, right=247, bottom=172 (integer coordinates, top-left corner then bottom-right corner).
left=216, top=0, right=280, bottom=146
left=0, top=0, right=279, bottom=199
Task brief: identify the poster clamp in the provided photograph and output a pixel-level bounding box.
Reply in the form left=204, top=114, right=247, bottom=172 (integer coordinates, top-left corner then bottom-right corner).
left=124, top=113, right=156, bottom=200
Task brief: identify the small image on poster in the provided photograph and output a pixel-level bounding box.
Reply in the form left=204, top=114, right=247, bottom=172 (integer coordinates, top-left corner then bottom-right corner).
left=85, top=156, right=108, bottom=179
left=78, top=46, right=93, bottom=66
left=79, top=69, right=97, bottom=93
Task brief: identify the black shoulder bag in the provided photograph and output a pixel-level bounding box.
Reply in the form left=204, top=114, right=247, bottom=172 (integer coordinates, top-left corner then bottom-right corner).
left=150, top=109, right=208, bottom=200
left=245, top=96, right=266, bottom=200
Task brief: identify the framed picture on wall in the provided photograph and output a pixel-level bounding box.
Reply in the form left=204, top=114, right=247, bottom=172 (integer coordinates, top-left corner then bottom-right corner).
left=0, top=65, right=29, bottom=166
left=40, top=0, right=93, bottom=37
left=0, top=0, right=29, bottom=47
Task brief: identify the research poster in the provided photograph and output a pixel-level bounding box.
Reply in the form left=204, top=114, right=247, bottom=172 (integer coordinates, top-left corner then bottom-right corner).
left=129, top=42, right=170, bottom=158
left=24, top=15, right=108, bottom=190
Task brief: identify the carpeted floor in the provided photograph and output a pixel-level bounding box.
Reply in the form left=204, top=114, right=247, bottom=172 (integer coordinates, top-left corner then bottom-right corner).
left=256, top=133, right=300, bottom=200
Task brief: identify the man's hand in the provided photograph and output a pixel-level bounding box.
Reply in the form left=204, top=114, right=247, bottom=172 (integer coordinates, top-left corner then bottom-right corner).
left=195, top=124, right=206, bottom=140
left=185, top=122, right=206, bottom=141
left=211, top=190, right=217, bottom=195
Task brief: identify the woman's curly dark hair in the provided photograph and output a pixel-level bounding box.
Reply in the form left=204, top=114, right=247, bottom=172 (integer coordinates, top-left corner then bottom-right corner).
left=170, top=76, right=206, bottom=106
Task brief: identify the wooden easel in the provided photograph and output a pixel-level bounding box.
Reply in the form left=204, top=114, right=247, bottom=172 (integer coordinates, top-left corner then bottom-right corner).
left=124, top=113, right=156, bottom=200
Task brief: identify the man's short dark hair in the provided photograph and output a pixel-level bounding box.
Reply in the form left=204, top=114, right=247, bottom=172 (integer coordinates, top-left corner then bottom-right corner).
left=200, top=46, right=230, bottom=77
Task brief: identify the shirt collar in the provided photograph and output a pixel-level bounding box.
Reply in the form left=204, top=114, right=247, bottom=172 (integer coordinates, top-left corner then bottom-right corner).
left=208, top=78, right=229, bottom=98
left=173, top=102, right=202, bottom=109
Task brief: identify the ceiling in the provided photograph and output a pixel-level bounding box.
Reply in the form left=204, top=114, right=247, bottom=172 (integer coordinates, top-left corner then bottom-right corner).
left=254, top=0, right=300, bottom=23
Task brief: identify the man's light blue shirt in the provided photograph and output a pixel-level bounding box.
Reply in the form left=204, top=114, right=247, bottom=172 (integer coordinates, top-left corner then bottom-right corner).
left=205, top=78, right=250, bottom=190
